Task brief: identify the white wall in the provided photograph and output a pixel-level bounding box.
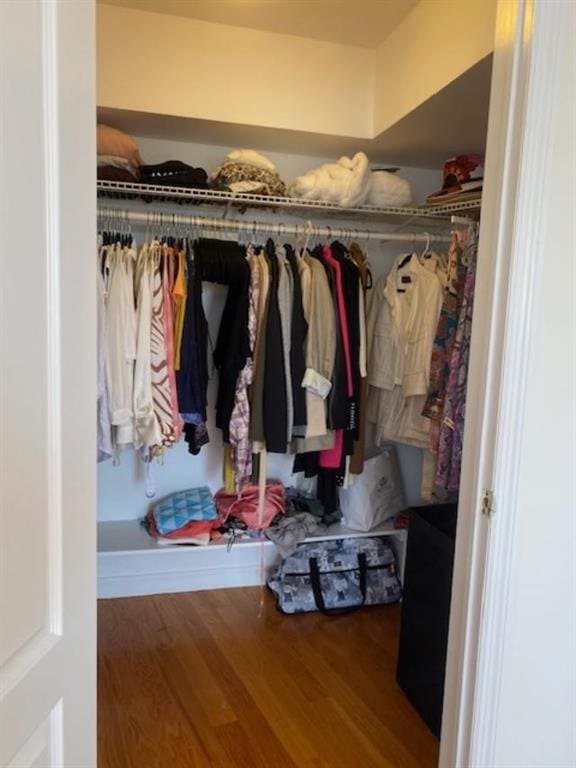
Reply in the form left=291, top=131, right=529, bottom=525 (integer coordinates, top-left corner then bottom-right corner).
left=97, top=137, right=440, bottom=522
left=374, top=0, right=496, bottom=136
left=97, top=3, right=374, bottom=140
left=97, top=1, right=496, bottom=147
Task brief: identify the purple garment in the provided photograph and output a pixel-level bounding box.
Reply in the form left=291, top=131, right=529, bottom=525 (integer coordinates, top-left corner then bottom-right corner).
left=422, top=235, right=466, bottom=423
left=435, top=243, right=477, bottom=491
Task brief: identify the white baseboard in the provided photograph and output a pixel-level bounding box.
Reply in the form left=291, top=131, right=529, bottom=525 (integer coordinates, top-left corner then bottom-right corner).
left=98, top=540, right=281, bottom=598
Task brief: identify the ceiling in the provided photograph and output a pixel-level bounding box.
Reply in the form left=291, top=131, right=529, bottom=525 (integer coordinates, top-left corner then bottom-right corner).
left=98, top=0, right=419, bottom=48
left=98, top=53, right=492, bottom=168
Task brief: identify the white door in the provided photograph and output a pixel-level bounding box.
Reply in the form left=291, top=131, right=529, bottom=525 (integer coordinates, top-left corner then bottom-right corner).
left=0, top=1, right=96, bottom=767
left=441, top=1, right=576, bottom=766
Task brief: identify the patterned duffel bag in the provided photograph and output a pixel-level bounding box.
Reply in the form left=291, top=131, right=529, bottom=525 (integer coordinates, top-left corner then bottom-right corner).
left=267, top=537, right=402, bottom=614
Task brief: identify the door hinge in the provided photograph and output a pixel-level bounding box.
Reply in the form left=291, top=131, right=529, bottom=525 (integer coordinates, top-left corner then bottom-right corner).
left=481, top=488, right=495, bottom=517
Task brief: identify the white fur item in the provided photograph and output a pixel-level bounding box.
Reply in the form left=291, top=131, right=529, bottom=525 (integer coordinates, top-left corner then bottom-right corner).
left=225, top=149, right=276, bottom=173
left=288, top=152, right=372, bottom=207
left=366, top=170, right=412, bottom=207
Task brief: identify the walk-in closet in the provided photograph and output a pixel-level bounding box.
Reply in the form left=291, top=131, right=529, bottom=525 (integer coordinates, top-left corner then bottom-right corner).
left=93, top=2, right=494, bottom=766
left=4, top=1, right=575, bottom=767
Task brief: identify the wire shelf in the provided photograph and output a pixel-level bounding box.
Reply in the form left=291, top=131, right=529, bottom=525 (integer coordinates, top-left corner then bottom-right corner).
left=96, top=180, right=482, bottom=222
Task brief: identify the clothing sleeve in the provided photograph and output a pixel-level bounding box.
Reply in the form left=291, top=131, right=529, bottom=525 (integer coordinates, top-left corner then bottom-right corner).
left=367, top=277, right=399, bottom=391
left=403, top=273, right=444, bottom=398
left=358, top=278, right=367, bottom=378
left=298, top=258, right=312, bottom=323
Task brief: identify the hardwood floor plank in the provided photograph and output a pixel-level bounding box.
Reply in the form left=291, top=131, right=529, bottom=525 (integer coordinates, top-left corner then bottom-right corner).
left=98, top=599, right=213, bottom=767
left=191, top=594, right=321, bottom=764
left=153, top=597, right=237, bottom=728
left=295, top=619, right=438, bottom=766
left=158, top=595, right=299, bottom=768
left=98, top=588, right=439, bottom=768
left=301, top=696, right=396, bottom=768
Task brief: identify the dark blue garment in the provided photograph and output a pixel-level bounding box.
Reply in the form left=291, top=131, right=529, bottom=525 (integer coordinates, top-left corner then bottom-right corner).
left=176, top=253, right=207, bottom=423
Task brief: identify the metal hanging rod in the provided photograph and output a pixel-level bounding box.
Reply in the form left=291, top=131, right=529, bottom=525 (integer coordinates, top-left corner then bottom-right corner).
left=97, top=207, right=453, bottom=244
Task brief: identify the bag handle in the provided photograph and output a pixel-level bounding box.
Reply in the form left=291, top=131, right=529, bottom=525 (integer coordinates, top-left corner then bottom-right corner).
left=309, top=553, right=368, bottom=616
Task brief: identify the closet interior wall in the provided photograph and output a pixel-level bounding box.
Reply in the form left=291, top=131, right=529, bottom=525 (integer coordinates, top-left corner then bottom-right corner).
left=97, top=136, right=443, bottom=524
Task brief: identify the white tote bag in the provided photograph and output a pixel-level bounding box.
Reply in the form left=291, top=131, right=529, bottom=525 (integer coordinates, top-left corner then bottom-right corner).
left=339, top=447, right=406, bottom=531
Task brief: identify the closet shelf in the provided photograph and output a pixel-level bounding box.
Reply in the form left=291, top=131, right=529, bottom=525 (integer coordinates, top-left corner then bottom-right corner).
left=97, top=180, right=481, bottom=222
left=97, top=519, right=405, bottom=554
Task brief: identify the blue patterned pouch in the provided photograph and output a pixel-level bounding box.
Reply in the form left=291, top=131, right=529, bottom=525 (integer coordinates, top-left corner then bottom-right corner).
left=151, top=487, right=217, bottom=535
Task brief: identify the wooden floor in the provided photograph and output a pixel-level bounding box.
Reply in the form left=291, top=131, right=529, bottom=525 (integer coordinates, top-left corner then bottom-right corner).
left=98, top=588, right=439, bottom=768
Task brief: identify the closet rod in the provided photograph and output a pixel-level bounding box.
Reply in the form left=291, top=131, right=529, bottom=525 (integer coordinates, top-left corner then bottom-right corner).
left=97, top=207, right=452, bottom=244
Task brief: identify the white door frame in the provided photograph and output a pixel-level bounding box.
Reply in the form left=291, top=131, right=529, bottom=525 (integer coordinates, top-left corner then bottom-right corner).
left=440, top=1, right=574, bottom=765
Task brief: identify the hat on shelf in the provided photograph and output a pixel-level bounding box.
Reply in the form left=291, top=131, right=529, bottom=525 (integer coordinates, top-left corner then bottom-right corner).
left=97, top=124, right=143, bottom=171
left=210, top=148, right=286, bottom=196
left=426, top=154, right=484, bottom=204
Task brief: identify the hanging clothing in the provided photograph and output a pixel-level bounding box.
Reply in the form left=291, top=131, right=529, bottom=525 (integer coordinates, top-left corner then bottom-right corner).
left=199, top=238, right=251, bottom=442
left=249, top=248, right=270, bottom=445
left=176, top=249, right=206, bottom=423
left=367, top=253, right=444, bottom=448
left=133, top=243, right=162, bottom=451
left=285, top=244, right=308, bottom=433
left=322, top=244, right=353, bottom=397
left=277, top=245, right=294, bottom=443
left=435, top=241, right=477, bottom=491
left=229, top=245, right=260, bottom=489
left=104, top=241, right=137, bottom=448
left=336, top=243, right=362, bottom=432
left=150, top=243, right=177, bottom=449
left=349, top=243, right=371, bottom=474
left=263, top=239, right=288, bottom=453
left=172, top=249, right=187, bottom=371
left=161, top=246, right=183, bottom=442
left=97, top=249, right=113, bottom=462
left=300, top=251, right=336, bottom=440
left=319, top=243, right=360, bottom=471
left=422, top=234, right=466, bottom=424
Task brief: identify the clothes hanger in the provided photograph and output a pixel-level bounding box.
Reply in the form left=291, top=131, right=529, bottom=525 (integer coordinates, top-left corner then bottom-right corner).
left=300, top=219, right=314, bottom=258
left=420, top=232, right=432, bottom=260
left=350, top=228, right=373, bottom=288
left=292, top=223, right=301, bottom=255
